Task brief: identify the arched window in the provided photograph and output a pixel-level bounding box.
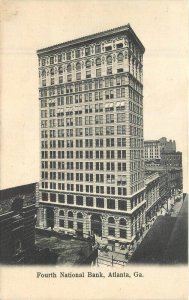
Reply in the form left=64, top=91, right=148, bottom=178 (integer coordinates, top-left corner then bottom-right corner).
left=119, top=218, right=126, bottom=226
left=96, top=58, right=101, bottom=66
left=59, top=210, right=64, bottom=216
left=86, top=60, right=91, bottom=69
left=77, top=212, right=83, bottom=219
left=76, top=62, right=81, bottom=71
left=50, top=68, right=54, bottom=76
left=108, top=217, right=115, bottom=224
left=106, top=55, right=112, bottom=65
left=58, top=66, right=63, bottom=74
left=68, top=211, right=73, bottom=218
left=117, top=53, right=124, bottom=62
left=67, top=64, right=72, bottom=73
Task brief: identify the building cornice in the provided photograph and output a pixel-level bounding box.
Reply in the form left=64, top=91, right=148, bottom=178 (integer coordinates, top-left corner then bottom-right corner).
left=37, top=24, right=145, bottom=56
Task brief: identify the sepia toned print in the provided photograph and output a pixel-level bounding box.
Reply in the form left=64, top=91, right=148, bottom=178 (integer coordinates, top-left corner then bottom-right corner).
left=0, top=0, right=188, bottom=299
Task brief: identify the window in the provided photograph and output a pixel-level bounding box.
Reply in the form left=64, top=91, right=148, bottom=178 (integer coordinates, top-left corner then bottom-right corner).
left=107, top=67, right=112, bottom=75
left=67, top=74, right=72, bottom=82
left=119, top=218, right=127, bottom=226
left=96, top=197, right=104, bottom=208
left=106, top=126, right=114, bottom=135
left=117, top=53, right=124, bottom=62
left=107, top=187, right=115, bottom=195
left=95, top=44, right=101, bottom=53
left=58, top=194, right=65, bottom=203
left=76, top=196, right=83, bottom=206
left=117, top=138, right=126, bottom=147
left=96, top=58, right=101, bottom=66
left=59, top=210, right=64, bottom=216
left=118, top=187, right=127, bottom=196
left=50, top=56, right=54, bottom=64
left=68, top=211, right=73, bottom=218
left=42, top=192, right=48, bottom=201
left=96, top=69, right=101, bottom=77
left=77, top=212, right=83, bottom=219
left=106, top=138, right=114, bottom=147
left=86, top=60, right=91, bottom=68
left=117, top=125, right=126, bottom=135
left=66, top=52, right=71, bottom=60
left=108, top=227, right=115, bottom=236
left=76, top=72, right=81, bottom=80
left=59, top=220, right=64, bottom=227
left=85, top=47, right=90, bottom=56
left=116, top=43, right=123, bottom=49
left=95, top=115, right=103, bottom=124
left=120, top=229, right=127, bottom=238
left=86, top=197, right=93, bottom=207
left=108, top=217, right=115, bottom=224
left=67, top=194, right=74, bottom=204
left=106, top=114, right=114, bottom=124
left=59, top=76, right=63, bottom=84
left=95, top=139, right=103, bottom=147
left=67, top=64, right=72, bottom=73
left=95, top=127, right=103, bottom=136
left=105, top=45, right=112, bottom=51
left=58, top=54, right=62, bottom=62
left=68, top=221, right=73, bottom=228
left=107, top=198, right=115, bottom=209
left=50, top=193, right=56, bottom=202
left=118, top=162, right=126, bottom=171
left=117, top=113, right=126, bottom=123
left=117, top=68, right=124, bottom=73
left=75, top=49, right=80, bottom=58
left=86, top=70, right=91, bottom=78
left=118, top=201, right=127, bottom=211
left=106, top=55, right=112, bottom=64
left=106, top=162, right=115, bottom=171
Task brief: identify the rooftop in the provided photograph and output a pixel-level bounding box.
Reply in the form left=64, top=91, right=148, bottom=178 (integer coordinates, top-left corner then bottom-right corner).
left=37, top=24, right=145, bottom=55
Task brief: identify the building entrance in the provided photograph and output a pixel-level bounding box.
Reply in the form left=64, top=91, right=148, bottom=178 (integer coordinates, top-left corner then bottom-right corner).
left=91, top=214, right=102, bottom=236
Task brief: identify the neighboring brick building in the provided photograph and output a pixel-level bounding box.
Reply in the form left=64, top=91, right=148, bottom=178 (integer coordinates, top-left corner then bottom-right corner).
left=0, top=183, right=37, bottom=264
left=37, top=24, right=146, bottom=247
left=144, top=173, right=161, bottom=226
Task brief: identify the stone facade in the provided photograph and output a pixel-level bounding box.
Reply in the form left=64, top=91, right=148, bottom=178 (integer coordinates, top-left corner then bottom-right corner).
left=37, top=24, right=146, bottom=246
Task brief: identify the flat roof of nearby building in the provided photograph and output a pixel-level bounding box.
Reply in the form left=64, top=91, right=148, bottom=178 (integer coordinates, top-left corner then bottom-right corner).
left=37, top=24, right=145, bottom=55
left=144, top=140, right=160, bottom=143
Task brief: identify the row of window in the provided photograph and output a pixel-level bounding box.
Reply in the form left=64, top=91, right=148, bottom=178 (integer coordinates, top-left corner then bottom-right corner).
left=41, top=161, right=127, bottom=171
left=41, top=138, right=127, bottom=148
left=42, top=192, right=128, bottom=208
left=40, top=43, right=125, bottom=67
left=42, top=172, right=127, bottom=185
left=58, top=219, right=127, bottom=238
left=39, top=79, right=143, bottom=99
left=41, top=53, right=125, bottom=77
left=41, top=160, right=144, bottom=171
left=41, top=67, right=126, bottom=86
left=41, top=149, right=126, bottom=158
left=41, top=125, right=142, bottom=138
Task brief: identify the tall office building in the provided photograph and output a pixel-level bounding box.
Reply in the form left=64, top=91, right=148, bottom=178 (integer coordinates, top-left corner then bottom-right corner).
left=37, top=24, right=145, bottom=246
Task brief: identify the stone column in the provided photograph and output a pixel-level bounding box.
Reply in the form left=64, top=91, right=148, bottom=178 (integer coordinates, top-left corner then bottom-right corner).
left=53, top=207, right=59, bottom=230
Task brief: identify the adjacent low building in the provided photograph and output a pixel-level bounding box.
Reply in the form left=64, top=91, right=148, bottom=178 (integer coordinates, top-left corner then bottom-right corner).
left=0, top=183, right=37, bottom=264
left=144, top=172, right=161, bottom=227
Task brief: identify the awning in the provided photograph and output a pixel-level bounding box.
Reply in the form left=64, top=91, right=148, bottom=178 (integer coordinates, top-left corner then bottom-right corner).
left=116, top=102, right=121, bottom=107
left=121, top=101, right=125, bottom=106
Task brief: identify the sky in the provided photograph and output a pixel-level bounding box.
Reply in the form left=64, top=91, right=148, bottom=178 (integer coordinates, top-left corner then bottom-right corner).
left=0, top=0, right=188, bottom=191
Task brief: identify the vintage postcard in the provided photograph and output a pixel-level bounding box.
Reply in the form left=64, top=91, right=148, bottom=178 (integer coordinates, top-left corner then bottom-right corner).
left=0, top=0, right=188, bottom=299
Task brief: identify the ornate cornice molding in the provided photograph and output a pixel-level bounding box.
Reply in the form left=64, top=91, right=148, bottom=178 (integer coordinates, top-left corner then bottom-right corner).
left=37, top=24, right=145, bottom=56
